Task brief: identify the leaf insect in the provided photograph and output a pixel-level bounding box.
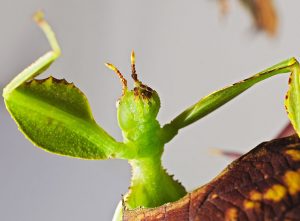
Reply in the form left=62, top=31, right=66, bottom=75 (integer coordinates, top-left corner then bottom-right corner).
left=3, top=12, right=300, bottom=220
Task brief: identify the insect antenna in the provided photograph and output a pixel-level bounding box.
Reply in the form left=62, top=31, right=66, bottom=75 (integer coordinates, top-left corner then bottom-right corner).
left=105, top=63, right=128, bottom=95
left=131, top=50, right=140, bottom=84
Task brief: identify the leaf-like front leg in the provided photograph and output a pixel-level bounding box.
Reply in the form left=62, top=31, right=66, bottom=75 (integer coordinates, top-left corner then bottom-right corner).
left=3, top=11, right=60, bottom=98
left=162, top=58, right=300, bottom=143
left=3, top=12, right=130, bottom=160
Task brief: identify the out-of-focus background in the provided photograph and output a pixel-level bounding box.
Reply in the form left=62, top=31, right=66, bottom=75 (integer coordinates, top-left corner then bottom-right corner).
left=1, top=0, right=299, bottom=220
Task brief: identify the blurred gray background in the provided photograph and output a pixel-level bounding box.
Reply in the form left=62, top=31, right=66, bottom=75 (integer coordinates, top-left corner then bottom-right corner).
left=1, top=0, right=300, bottom=220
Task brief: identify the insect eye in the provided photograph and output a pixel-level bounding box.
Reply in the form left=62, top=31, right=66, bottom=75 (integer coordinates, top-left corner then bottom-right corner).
left=116, top=99, right=120, bottom=108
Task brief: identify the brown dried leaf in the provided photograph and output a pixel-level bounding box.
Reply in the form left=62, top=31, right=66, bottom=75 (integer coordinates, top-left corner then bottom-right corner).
left=124, top=135, right=300, bottom=220
left=240, top=0, right=278, bottom=36
left=219, top=0, right=278, bottom=36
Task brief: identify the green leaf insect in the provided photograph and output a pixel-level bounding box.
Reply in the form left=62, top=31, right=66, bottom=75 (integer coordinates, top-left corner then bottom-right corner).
left=3, top=12, right=300, bottom=221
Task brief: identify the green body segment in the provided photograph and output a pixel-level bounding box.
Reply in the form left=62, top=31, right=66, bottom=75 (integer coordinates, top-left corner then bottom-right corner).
left=127, top=157, right=186, bottom=209
left=114, top=73, right=187, bottom=214
left=117, top=90, right=163, bottom=158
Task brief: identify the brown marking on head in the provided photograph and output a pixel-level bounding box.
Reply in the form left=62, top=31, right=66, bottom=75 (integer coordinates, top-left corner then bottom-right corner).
left=141, top=90, right=152, bottom=99
left=140, top=84, right=147, bottom=89
left=129, top=51, right=154, bottom=100
left=133, top=87, right=153, bottom=100
left=133, top=87, right=139, bottom=97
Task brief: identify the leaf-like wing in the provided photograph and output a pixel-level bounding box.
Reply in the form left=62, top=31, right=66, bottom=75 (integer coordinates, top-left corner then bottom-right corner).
left=285, top=65, right=300, bottom=137
left=162, top=58, right=298, bottom=143
left=124, top=134, right=300, bottom=220
left=4, top=77, right=125, bottom=159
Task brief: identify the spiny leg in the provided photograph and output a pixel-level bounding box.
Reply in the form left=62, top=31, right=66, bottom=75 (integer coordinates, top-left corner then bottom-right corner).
left=34, top=11, right=60, bottom=53
left=3, top=11, right=61, bottom=98
left=162, top=57, right=300, bottom=143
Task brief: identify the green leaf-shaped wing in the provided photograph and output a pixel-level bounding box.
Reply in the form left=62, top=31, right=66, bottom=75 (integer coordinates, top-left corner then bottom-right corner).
left=4, top=77, right=125, bottom=159
left=285, top=64, right=300, bottom=137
